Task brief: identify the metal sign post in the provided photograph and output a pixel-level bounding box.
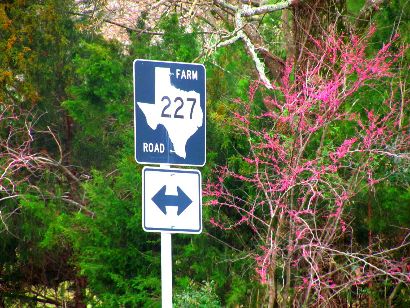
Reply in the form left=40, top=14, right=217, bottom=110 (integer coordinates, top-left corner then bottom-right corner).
left=159, top=164, right=172, bottom=308
left=161, top=232, right=172, bottom=308
left=134, top=59, right=205, bottom=307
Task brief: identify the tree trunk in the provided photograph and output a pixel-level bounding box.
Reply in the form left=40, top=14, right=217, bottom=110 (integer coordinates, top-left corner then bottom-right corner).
left=0, top=266, right=4, bottom=308
left=267, top=246, right=279, bottom=307
left=268, top=271, right=277, bottom=307
left=64, top=113, right=74, bottom=164
left=74, top=276, right=87, bottom=308
left=292, top=0, right=346, bottom=69
left=367, top=192, right=373, bottom=308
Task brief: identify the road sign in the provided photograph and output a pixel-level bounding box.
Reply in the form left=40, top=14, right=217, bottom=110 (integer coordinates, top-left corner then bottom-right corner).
left=142, top=166, right=202, bottom=234
left=134, top=59, right=206, bottom=166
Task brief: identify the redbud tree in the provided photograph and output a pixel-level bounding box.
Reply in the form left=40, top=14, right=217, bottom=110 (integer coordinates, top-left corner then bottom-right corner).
left=205, top=27, right=410, bottom=307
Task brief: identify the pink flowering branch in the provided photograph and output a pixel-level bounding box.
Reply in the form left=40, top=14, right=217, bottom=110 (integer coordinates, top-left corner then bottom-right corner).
left=205, top=27, right=410, bottom=306
left=0, top=108, right=93, bottom=233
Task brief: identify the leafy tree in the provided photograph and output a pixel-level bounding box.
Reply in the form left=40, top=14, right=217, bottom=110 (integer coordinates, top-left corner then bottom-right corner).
left=0, top=0, right=86, bottom=306
left=63, top=38, right=130, bottom=169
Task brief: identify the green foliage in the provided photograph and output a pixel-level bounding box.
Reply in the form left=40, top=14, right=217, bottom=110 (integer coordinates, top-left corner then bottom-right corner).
left=0, top=0, right=79, bottom=137
left=346, top=0, right=366, bottom=14
left=224, top=276, right=249, bottom=306
left=43, top=158, right=163, bottom=306
left=130, top=13, right=199, bottom=62
left=62, top=38, right=130, bottom=169
left=205, top=43, right=256, bottom=170
left=372, top=0, right=410, bottom=54
left=0, top=2, right=82, bottom=305
left=353, top=182, right=410, bottom=243
left=174, top=281, right=221, bottom=307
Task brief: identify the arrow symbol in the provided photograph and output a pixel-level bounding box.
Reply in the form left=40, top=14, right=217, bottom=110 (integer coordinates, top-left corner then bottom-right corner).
left=152, top=185, right=192, bottom=216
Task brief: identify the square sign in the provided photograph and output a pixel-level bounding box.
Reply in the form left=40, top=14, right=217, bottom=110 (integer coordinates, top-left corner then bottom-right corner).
left=134, top=59, right=206, bottom=166
left=142, top=167, right=202, bottom=234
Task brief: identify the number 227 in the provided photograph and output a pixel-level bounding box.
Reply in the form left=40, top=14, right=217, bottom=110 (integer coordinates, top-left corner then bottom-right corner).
left=161, top=96, right=197, bottom=119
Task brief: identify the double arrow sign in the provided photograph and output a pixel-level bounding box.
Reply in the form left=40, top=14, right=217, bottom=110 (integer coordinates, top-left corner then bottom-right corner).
left=142, top=167, right=202, bottom=234
left=152, top=186, right=192, bottom=216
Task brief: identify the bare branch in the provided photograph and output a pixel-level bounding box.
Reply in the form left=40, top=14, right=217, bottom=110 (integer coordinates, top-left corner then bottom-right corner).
left=356, top=0, right=389, bottom=29
left=241, top=0, right=295, bottom=17
left=234, top=10, right=274, bottom=88
left=69, top=11, right=164, bottom=35
left=61, top=197, right=94, bottom=217
left=213, top=0, right=237, bottom=12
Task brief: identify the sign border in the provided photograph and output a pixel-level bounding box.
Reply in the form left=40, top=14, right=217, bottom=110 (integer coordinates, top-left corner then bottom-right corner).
left=133, top=59, right=206, bottom=167
left=142, top=166, right=202, bottom=234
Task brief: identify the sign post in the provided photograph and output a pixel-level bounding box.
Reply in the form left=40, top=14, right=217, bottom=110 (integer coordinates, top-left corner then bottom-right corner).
left=159, top=164, right=172, bottom=308
left=161, top=232, right=172, bottom=308
left=134, top=59, right=205, bottom=306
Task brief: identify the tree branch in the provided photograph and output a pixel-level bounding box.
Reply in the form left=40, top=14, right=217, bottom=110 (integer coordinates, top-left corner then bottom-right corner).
left=1, top=292, right=60, bottom=306
left=61, top=197, right=95, bottom=217
left=356, top=0, right=389, bottom=29
left=69, top=11, right=164, bottom=35
left=213, top=0, right=237, bottom=12
left=241, top=0, right=295, bottom=17
left=214, top=0, right=297, bottom=17
left=234, top=11, right=274, bottom=88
